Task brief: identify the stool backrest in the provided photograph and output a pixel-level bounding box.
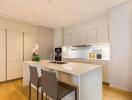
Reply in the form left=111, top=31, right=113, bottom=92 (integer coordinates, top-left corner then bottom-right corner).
left=29, top=65, right=39, bottom=86
left=41, top=69, right=58, bottom=100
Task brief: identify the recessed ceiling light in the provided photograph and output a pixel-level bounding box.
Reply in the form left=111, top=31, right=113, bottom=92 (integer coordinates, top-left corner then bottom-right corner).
left=37, top=8, right=41, bottom=11
left=27, top=17, right=31, bottom=20
left=62, top=18, right=65, bottom=22
left=86, top=8, right=90, bottom=11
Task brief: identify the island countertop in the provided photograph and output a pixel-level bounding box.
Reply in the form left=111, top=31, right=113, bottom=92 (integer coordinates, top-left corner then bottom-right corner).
left=23, top=60, right=102, bottom=100
left=24, top=60, right=102, bottom=76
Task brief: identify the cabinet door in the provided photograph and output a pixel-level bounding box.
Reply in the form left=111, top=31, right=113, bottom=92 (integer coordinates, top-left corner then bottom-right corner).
left=24, top=33, right=38, bottom=60
left=0, top=29, right=6, bottom=82
left=7, top=31, right=23, bottom=80
left=71, top=33, right=78, bottom=46
left=64, top=33, right=72, bottom=46
left=91, top=60, right=109, bottom=83
left=86, top=29, right=96, bottom=45
left=97, top=26, right=109, bottom=43
left=78, top=32, right=87, bottom=45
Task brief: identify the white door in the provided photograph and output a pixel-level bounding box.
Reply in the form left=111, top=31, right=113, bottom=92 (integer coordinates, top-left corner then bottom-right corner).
left=86, top=29, right=96, bottom=45
left=97, top=26, right=109, bottom=43
left=24, top=33, right=38, bottom=61
left=7, top=31, right=23, bottom=80
left=0, top=29, right=6, bottom=82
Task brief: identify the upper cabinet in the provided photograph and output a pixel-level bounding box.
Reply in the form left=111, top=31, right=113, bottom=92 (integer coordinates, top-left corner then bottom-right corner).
left=63, top=25, right=109, bottom=46
left=97, top=26, right=109, bottom=43
left=86, top=29, right=96, bottom=45
left=78, top=32, right=87, bottom=45
left=64, top=33, right=72, bottom=46
left=71, top=33, right=78, bottom=46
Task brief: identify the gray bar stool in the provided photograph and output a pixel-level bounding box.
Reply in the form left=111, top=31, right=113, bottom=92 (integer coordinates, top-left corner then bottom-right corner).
left=41, top=69, right=77, bottom=100
left=29, top=65, right=41, bottom=100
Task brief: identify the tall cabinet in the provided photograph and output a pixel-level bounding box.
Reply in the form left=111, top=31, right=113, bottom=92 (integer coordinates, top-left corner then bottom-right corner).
left=0, top=29, right=6, bottom=82
left=7, top=31, right=23, bottom=80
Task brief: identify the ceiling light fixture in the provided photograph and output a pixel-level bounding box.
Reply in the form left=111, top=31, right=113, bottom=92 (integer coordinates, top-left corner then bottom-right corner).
left=86, top=8, right=90, bottom=11
left=62, top=18, right=65, bottom=22
left=27, top=17, right=31, bottom=20
left=37, top=8, right=41, bottom=11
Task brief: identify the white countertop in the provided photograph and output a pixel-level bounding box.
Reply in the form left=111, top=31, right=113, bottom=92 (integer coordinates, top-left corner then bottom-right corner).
left=63, top=58, right=110, bottom=61
left=24, top=60, right=102, bottom=76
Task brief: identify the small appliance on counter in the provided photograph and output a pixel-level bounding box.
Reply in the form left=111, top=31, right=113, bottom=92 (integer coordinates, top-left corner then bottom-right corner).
left=89, top=52, right=96, bottom=59
left=96, top=54, right=102, bottom=59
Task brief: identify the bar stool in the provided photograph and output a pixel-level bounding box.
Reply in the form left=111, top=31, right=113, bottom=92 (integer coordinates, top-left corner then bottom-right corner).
left=41, top=69, right=77, bottom=100
left=29, top=65, right=41, bottom=100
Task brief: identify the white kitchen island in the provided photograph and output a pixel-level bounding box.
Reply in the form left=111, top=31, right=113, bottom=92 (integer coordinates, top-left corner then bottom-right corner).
left=23, top=60, right=102, bottom=100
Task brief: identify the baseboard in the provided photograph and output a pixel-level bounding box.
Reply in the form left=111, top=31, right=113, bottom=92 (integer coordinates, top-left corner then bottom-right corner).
left=103, top=82, right=110, bottom=86
left=0, top=77, right=23, bottom=84
left=110, top=84, right=132, bottom=93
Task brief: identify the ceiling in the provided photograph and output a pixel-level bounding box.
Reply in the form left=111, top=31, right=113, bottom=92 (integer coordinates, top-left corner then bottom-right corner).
left=0, top=0, right=130, bottom=29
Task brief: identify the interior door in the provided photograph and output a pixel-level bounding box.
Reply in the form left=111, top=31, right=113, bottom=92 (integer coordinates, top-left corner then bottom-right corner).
left=0, top=29, right=6, bottom=82
left=7, top=30, right=23, bottom=80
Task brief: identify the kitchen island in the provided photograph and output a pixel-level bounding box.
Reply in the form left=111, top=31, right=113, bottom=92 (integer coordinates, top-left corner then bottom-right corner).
left=23, top=60, right=102, bottom=100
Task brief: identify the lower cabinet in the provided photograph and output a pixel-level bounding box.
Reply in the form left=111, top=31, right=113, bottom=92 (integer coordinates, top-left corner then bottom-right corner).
left=88, top=60, right=109, bottom=83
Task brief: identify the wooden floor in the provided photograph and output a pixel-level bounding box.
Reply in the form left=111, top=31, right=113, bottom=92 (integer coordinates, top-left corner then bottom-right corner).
left=0, top=79, right=132, bottom=100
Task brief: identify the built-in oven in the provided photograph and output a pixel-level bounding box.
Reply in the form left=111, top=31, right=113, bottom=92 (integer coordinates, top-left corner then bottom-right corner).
left=55, top=48, right=62, bottom=61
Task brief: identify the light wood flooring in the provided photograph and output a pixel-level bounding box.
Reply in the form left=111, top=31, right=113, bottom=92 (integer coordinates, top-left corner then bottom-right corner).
left=0, top=79, right=132, bottom=100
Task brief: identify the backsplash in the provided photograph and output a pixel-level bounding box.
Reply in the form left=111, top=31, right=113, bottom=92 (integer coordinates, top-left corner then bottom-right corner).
left=62, top=44, right=110, bottom=60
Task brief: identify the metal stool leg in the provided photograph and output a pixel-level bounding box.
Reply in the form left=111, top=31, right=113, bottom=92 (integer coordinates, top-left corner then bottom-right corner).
left=41, top=91, right=43, bottom=100
left=37, top=87, right=39, bottom=100
left=29, top=82, right=31, bottom=100
left=75, top=89, right=77, bottom=100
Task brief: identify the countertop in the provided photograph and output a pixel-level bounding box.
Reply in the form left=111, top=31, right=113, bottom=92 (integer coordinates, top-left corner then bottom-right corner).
left=63, top=58, right=110, bottom=61
left=24, top=60, right=102, bottom=76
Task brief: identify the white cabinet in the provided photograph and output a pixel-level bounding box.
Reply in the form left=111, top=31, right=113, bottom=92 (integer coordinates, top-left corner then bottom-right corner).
left=63, top=26, right=109, bottom=46
left=71, top=33, right=78, bottom=46
left=0, top=29, right=6, bottom=82
left=89, top=60, right=109, bottom=83
left=78, top=32, right=87, bottom=45
left=86, top=29, right=96, bottom=44
left=24, top=33, right=38, bottom=61
left=7, top=31, right=23, bottom=80
left=97, top=26, right=109, bottom=43
left=64, top=33, right=72, bottom=46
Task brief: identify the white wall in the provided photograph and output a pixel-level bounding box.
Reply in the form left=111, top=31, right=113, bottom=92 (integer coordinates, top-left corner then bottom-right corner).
left=54, top=28, right=63, bottom=48
left=64, top=13, right=109, bottom=34
left=109, top=2, right=132, bottom=91
left=0, top=16, right=54, bottom=60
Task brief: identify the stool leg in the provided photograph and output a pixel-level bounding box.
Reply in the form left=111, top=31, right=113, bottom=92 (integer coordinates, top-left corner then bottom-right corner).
left=46, top=95, right=48, bottom=100
left=37, top=87, right=39, bottom=100
left=75, top=89, right=77, bottom=100
left=41, top=91, right=43, bottom=100
left=29, top=82, right=31, bottom=100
